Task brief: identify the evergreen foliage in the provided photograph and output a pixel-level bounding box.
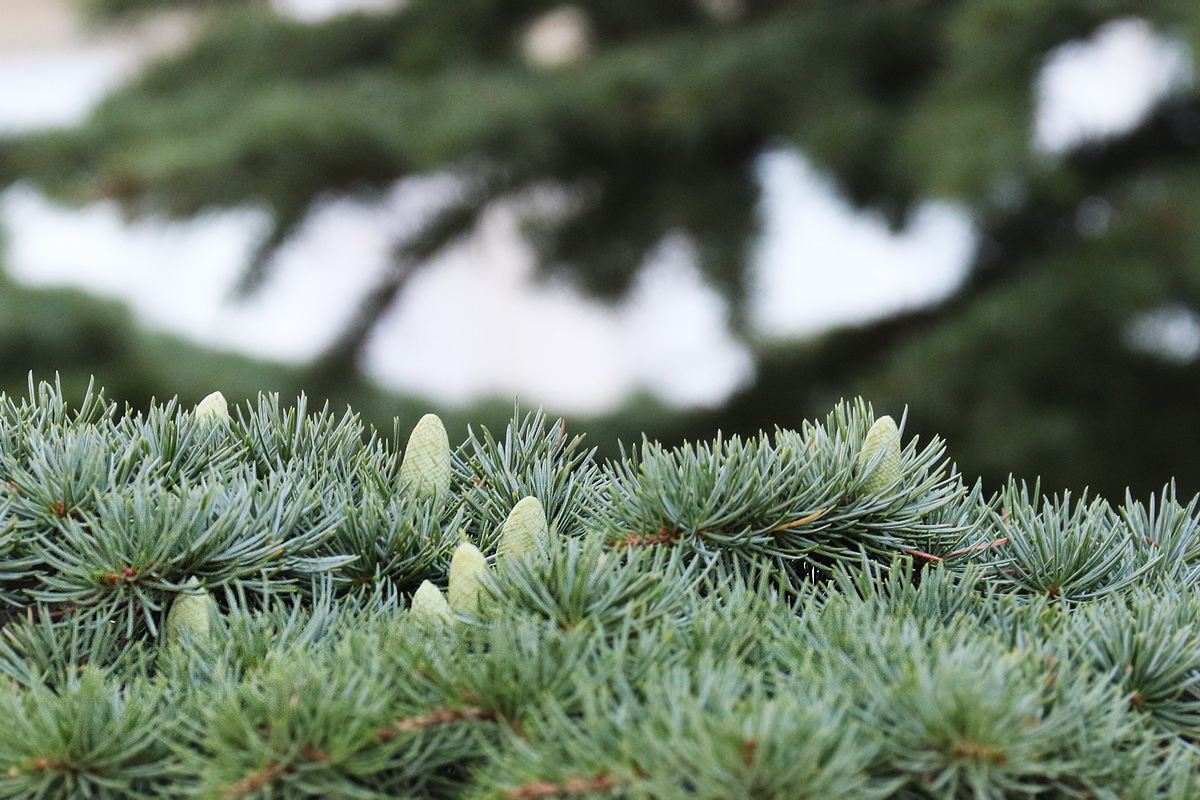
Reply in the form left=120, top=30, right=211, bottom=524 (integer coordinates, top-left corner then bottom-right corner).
left=7, top=2, right=1200, bottom=494
left=2, top=380, right=1200, bottom=797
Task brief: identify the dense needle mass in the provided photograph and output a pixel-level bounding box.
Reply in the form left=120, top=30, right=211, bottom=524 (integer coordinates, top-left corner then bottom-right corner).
left=0, top=380, right=1195, bottom=797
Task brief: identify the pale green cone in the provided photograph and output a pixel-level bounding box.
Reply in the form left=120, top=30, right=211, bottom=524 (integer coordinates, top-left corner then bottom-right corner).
left=399, top=413, right=452, bottom=500
left=856, top=415, right=903, bottom=494
left=448, top=542, right=488, bottom=614
left=194, top=391, right=229, bottom=425
left=410, top=580, right=453, bottom=622
left=497, top=496, right=549, bottom=562
left=166, top=577, right=215, bottom=646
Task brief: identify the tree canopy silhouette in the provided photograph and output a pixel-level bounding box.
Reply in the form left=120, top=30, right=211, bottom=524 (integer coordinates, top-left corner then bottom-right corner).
left=5, top=0, right=1200, bottom=496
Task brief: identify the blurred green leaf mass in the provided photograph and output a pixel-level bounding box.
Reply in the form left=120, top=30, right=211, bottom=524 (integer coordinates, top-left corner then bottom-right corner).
left=6, top=1, right=1200, bottom=496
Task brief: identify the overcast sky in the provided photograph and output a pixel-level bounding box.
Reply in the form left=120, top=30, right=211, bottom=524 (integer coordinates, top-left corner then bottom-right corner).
left=0, top=8, right=1190, bottom=412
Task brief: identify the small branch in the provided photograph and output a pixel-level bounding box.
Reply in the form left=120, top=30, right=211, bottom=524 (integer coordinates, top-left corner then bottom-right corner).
left=612, top=510, right=829, bottom=548
left=947, top=537, right=1009, bottom=558
left=220, top=746, right=330, bottom=799
left=47, top=500, right=79, bottom=520
left=44, top=605, right=79, bottom=621
left=17, top=756, right=78, bottom=776
left=902, top=536, right=1009, bottom=563
left=233, top=202, right=308, bottom=297
left=767, top=508, right=829, bottom=533
left=299, top=747, right=329, bottom=763
left=308, top=256, right=420, bottom=388
left=950, top=740, right=1008, bottom=765
left=901, top=547, right=942, bottom=563
left=505, top=772, right=619, bottom=799
left=222, top=761, right=289, bottom=800
left=611, top=528, right=680, bottom=548
left=376, top=706, right=495, bottom=742
left=98, top=566, right=139, bottom=586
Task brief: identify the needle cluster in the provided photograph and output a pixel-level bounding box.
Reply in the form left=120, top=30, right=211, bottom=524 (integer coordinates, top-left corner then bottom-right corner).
left=0, top=378, right=1198, bottom=798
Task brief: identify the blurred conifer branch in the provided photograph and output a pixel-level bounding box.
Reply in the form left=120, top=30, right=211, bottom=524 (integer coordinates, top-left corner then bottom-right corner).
left=0, top=378, right=1196, bottom=795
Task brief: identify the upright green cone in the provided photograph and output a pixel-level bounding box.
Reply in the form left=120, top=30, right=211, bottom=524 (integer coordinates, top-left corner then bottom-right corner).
left=194, top=391, right=229, bottom=425
left=399, top=413, right=452, bottom=500
left=498, top=496, right=550, bottom=562
left=165, top=577, right=215, bottom=647
left=448, top=542, right=488, bottom=614
left=410, top=580, right=453, bottom=623
left=856, top=415, right=903, bottom=495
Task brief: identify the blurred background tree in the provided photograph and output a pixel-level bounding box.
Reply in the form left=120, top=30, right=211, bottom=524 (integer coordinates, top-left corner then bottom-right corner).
left=0, top=252, right=474, bottom=435
left=4, top=0, right=1200, bottom=497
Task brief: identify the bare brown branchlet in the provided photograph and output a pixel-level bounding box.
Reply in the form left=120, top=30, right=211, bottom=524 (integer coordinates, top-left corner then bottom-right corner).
left=376, top=706, right=495, bottom=742
left=612, top=528, right=680, bottom=548
left=505, top=772, right=618, bottom=798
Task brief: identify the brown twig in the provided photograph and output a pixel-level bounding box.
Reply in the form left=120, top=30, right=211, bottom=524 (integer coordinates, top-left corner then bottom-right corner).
left=767, top=508, right=830, bottom=533
left=902, top=536, right=1009, bottom=563
left=23, top=757, right=77, bottom=775
left=47, top=500, right=73, bottom=520
left=220, top=745, right=331, bottom=800
left=612, top=508, right=830, bottom=549
left=505, top=773, right=618, bottom=799
left=98, top=566, right=139, bottom=586
left=376, top=706, right=495, bottom=742
left=951, top=741, right=1008, bottom=765
left=222, top=761, right=289, bottom=800
left=611, top=528, right=681, bottom=548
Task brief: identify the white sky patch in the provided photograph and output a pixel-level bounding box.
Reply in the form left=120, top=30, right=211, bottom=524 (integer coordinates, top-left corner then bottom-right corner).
left=2, top=187, right=284, bottom=354
left=360, top=208, right=751, bottom=413
left=620, top=237, right=754, bottom=408
left=271, top=0, right=400, bottom=22
left=0, top=47, right=134, bottom=133
left=0, top=180, right=449, bottom=364
left=1, top=180, right=751, bottom=414
left=1125, top=304, right=1200, bottom=363
left=523, top=6, right=592, bottom=67
left=1036, top=17, right=1191, bottom=154
left=751, top=151, right=976, bottom=339
left=361, top=205, right=634, bottom=412
left=0, top=7, right=1193, bottom=411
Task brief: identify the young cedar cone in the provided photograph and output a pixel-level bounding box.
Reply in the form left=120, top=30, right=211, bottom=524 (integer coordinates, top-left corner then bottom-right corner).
left=194, top=391, right=229, bottom=424
left=410, top=580, right=453, bottom=622
left=399, top=414, right=452, bottom=500
left=856, top=415, right=903, bottom=495
left=166, top=577, right=215, bottom=646
left=448, top=542, right=488, bottom=614
left=497, top=496, right=549, bottom=562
